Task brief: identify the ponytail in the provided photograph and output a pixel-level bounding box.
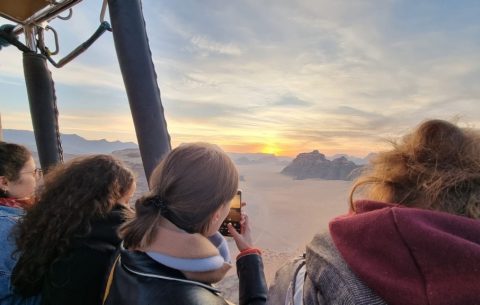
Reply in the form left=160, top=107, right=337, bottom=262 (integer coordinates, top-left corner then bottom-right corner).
left=120, top=197, right=162, bottom=249
left=120, top=143, right=239, bottom=249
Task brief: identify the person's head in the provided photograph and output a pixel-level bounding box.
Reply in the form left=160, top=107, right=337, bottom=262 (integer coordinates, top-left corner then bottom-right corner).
left=121, top=142, right=239, bottom=249
left=35, top=154, right=136, bottom=213
left=12, top=154, right=135, bottom=296
left=0, top=142, right=38, bottom=200
left=351, top=119, right=480, bottom=219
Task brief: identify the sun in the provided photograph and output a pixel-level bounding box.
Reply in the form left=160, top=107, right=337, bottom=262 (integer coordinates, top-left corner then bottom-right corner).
left=261, top=143, right=282, bottom=156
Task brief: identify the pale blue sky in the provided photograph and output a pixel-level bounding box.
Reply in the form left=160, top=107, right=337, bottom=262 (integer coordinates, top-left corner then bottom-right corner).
left=1, top=0, right=480, bottom=156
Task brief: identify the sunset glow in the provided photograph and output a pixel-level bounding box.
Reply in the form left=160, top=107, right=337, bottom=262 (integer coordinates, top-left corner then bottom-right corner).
left=260, top=143, right=282, bottom=156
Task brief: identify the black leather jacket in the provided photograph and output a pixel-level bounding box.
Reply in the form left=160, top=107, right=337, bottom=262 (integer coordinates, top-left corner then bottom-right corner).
left=42, top=204, right=127, bottom=305
left=104, top=249, right=267, bottom=305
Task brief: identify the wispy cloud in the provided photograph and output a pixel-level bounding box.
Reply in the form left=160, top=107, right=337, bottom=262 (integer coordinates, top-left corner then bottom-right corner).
left=0, top=48, right=25, bottom=78
left=189, top=36, right=243, bottom=56
left=272, top=94, right=312, bottom=107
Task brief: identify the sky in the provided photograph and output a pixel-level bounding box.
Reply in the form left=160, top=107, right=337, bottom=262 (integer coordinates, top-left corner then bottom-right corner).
left=1, top=0, right=480, bottom=157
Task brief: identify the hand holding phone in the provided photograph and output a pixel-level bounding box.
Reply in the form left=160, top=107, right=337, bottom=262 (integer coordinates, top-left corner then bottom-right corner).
left=227, top=214, right=253, bottom=251
left=219, top=190, right=242, bottom=236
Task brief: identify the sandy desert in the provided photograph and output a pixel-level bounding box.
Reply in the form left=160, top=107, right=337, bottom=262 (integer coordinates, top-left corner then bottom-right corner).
left=217, top=163, right=352, bottom=302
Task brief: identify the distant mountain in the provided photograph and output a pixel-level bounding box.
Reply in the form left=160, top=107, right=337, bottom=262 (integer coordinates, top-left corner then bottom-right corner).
left=3, top=129, right=138, bottom=155
left=111, top=149, right=292, bottom=168
left=328, top=153, right=376, bottom=165
left=282, top=150, right=362, bottom=181
left=363, top=152, right=378, bottom=163
left=228, top=152, right=292, bottom=166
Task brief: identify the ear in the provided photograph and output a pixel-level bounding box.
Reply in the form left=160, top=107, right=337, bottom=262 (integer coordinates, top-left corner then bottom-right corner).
left=212, top=209, right=221, bottom=223
left=0, top=176, right=9, bottom=189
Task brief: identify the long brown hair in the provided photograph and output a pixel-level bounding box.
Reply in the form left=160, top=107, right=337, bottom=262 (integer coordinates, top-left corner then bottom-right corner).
left=12, top=154, right=135, bottom=296
left=121, top=143, right=239, bottom=249
left=0, top=142, right=31, bottom=197
left=350, top=119, right=480, bottom=219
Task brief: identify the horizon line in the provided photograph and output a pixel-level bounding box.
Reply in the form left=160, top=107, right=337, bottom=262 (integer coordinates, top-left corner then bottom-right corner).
left=2, top=128, right=378, bottom=159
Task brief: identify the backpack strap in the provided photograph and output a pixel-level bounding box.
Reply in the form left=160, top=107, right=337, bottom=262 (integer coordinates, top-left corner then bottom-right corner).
left=283, top=256, right=306, bottom=305
left=291, top=260, right=306, bottom=305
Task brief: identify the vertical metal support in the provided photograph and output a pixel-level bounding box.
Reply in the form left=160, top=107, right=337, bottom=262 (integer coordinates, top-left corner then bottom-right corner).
left=108, top=0, right=171, bottom=183
left=23, top=52, right=63, bottom=170
left=23, top=25, right=37, bottom=52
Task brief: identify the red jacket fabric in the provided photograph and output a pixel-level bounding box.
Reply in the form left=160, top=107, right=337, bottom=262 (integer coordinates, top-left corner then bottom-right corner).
left=330, top=200, right=480, bottom=305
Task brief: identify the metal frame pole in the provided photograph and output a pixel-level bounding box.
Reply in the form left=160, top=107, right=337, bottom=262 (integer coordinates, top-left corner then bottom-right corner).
left=23, top=25, right=63, bottom=170
left=108, top=0, right=171, bottom=183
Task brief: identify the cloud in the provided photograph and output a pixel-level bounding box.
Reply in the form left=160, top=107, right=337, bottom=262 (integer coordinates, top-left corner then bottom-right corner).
left=189, top=36, right=243, bottom=56
left=144, top=4, right=245, bottom=58
left=0, top=76, right=23, bottom=87
left=0, top=48, right=24, bottom=78
left=164, top=98, right=243, bottom=120
left=272, top=94, right=312, bottom=107
left=50, top=62, right=125, bottom=91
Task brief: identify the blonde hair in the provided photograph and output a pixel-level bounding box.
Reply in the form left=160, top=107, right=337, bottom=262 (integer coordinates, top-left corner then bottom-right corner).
left=121, top=143, right=239, bottom=249
left=350, top=119, right=480, bottom=219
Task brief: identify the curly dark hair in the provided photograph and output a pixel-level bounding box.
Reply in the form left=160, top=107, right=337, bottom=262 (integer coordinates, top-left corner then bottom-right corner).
left=351, top=119, right=480, bottom=219
left=12, top=154, right=135, bottom=296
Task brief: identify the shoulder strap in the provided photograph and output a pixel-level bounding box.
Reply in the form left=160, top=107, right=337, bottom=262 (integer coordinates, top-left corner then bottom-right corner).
left=102, top=254, right=120, bottom=305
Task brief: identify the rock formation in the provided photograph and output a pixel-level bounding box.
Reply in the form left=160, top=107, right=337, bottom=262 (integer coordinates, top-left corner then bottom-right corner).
left=281, top=150, right=362, bottom=180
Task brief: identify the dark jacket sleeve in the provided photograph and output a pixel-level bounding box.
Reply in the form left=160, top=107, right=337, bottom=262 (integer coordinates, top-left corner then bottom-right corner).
left=236, top=254, right=267, bottom=305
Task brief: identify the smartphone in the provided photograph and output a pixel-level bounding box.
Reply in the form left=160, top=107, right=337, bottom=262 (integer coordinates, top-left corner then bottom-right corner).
left=219, top=190, right=242, bottom=236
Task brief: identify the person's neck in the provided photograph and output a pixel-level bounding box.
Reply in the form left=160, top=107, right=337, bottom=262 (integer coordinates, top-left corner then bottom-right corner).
left=159, top=217, right=188, bottom=233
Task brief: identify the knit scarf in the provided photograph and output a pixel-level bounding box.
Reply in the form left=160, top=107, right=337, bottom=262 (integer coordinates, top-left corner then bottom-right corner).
left=0, top=197, right=31, bottom=209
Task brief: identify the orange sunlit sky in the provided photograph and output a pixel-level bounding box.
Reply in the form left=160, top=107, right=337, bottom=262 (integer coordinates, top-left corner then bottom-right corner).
left=2, top=1, right=480, bottom=157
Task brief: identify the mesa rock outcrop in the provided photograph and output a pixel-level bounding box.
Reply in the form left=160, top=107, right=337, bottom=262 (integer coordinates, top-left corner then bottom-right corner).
left=281, top=150, right=362, bottom=180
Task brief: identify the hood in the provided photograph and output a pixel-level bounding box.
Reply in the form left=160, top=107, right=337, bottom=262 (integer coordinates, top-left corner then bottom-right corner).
left=143, top=219, right=231, bottom=284
left=73, top=204, right=127, bottom=247
left=329, top=200, right=480, bottom=305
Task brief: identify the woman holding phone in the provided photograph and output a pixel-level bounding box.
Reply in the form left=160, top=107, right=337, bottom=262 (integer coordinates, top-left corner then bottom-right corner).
left=104, top=142, right=267, bottom=305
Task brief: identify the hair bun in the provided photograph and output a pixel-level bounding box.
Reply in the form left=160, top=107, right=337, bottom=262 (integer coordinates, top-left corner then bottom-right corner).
left=411, top=120, right=465, bottom=166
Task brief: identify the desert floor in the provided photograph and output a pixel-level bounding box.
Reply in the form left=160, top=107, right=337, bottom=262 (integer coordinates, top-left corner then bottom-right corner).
left=218, top=163, right=352, bottom=302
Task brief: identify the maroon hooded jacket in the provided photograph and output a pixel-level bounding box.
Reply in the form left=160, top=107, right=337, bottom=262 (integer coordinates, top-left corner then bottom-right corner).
left=330, top=200, right=480, bottom=305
